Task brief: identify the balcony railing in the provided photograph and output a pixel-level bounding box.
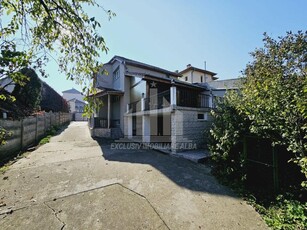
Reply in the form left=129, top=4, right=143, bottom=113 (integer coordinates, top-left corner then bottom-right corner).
left=127, top=100, right=141, bottom=113
left=198, top=94, right=210, bottom=108
left=177, top=93, right=210, bottom=108
left=127, top=90, right=211, bottom=113
left=93, top=118, right=120, bottom=128
left=144, top=90, right=170, bottom=111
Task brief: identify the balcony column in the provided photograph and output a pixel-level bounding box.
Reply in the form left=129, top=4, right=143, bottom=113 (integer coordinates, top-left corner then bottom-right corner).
left=142, top=115, right=150, bottom=143
left=127, top=116, right=133, bottom=138
left=107, top=94, right=111, bottom=128
left=141, top=93, right=145, bottom=111
left=209, top=92, right=213, bottom=108
left=170, top=86, right=177, bottom=106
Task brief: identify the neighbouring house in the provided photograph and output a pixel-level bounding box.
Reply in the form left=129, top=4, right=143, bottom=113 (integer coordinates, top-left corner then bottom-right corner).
left=67, top=98, right=86, bottom=113
left=178, top=64, right=242, bottom=98
left=178, top=64, right=218, bottom=83
left=206, top=78, right=243, bottom=97
left=62, top=88, right=87, bottom=121
left=62, top=88, right=84, bottom=102
left=0, top=73, right=69, bottom=118
left=90, top=56, right=217, bottom=152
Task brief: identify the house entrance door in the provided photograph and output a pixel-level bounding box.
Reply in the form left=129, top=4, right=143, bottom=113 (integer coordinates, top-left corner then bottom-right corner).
left=157, top=115, right=163, bottom=136
left=132, top=116, right=137, bottom=136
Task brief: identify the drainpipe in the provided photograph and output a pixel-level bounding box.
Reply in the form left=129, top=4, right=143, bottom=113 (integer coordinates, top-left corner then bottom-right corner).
left=209, top=89, right=213, bottom=108
left=107, top=94, right=111, bottom=128
left=170, top=79, right=177, bottom=110
left=141, top=93, right=145, bottom=111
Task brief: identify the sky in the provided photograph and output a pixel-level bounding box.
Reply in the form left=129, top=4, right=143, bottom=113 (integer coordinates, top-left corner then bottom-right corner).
left=42, top=0, right=307, bottom=94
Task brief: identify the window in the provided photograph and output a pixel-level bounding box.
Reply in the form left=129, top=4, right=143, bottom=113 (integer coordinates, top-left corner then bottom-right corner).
left=111, top=95, right=120, bottom=103
left=113, top=67, right=120, bottom=81
left=197, top=113, right=208, bottom=120
left=185, top=76, right=188, bottom=81
left=200, top=76, right=203, bottom=82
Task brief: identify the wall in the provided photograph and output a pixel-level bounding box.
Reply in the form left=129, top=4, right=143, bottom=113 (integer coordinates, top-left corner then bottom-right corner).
left=62, top=92, right=84, bottom=102
left=74, top=113, right=88, bottom=121
left=68, top=100, right=76, bottom=112
left=0, top=112, right=71, bottom=161
left=96, top=63, right=113, bottom=89
left=212, top=90, right=226, bottom=97
left=179, top=71, right=214, bottom=83
left=126, top=65, right=175, bottom=80
left=171, top=107, right=212, bottom=152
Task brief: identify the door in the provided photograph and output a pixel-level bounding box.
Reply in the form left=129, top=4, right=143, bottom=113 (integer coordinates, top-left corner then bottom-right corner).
left=132, top=116, right=137, bottom=136
left=157, top=115, right=163, bottom=136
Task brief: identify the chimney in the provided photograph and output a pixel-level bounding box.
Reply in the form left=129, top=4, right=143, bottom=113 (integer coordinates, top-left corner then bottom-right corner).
left=175, top=70, right=179, bottom=73
left=187, top=64, right=192, bottom=68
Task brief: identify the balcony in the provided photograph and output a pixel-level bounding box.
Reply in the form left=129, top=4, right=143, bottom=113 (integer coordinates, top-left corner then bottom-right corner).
left=177, top=93, right=210, bottom=108
left=144, top=90, right=170, bottom=110
left=127, top=100, right=141, bottom=113
left=127, top=88, right=212, bottom=113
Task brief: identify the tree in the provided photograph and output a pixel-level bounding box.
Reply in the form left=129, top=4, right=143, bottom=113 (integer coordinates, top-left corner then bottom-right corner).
left=0, top=0, right=115, bottom=115
left=12, top=68, right=42, bottom=113
left=209, top=31, right=307, bottom=187
left=40, top=81, right=70, bottom=112
left=239, top=31, right=307, bottom=186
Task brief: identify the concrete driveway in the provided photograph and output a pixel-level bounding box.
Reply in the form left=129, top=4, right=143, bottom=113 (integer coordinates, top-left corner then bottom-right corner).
left=0, top=122, right=268, bottom=229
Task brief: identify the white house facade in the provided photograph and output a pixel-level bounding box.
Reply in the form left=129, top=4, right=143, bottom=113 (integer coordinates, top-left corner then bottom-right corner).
left=90, top=56, right=217, bottom=152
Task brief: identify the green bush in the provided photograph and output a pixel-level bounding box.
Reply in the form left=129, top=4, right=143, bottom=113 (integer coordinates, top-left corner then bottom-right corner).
left=209, top=91, right=249, bottom=186
left=209, top=31, right=307, bottom=229
left=258, top=196, right=306, bottom=230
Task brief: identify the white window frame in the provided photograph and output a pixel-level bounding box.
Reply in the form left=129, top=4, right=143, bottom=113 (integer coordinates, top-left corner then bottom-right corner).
left=197, top=112, right=208, bottom=121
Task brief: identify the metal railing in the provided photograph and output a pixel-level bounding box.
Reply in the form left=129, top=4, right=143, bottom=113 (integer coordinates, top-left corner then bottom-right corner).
left=127, top=90, right=212, bottom=113
left=93, top=118, right=120, bottom=128
left=127, top=100, right=141, bottom=113
left=178, top=92, right=210, bottom=108
left=198, top=94, right=210, bottom=108
left=144, top=90, right=170, bottom=111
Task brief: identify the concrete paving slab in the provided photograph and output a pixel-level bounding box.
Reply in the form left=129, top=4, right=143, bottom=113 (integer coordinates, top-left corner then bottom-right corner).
left=172, top=149, right=211, bottom=163
left=0, top=204, right=63, bottom=230
left=45, top=184, right=168, bottom=230
left=0, top=122, right=268, bottom=229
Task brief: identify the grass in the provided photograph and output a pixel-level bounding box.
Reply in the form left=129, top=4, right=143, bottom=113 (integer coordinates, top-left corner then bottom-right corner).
left=39, top=135, right=52, bottom=145
left=0, top=151, right=30, bottom=174
left=248, top=195, right=307, bottom=230
left=0, top=164, right=10, bottom=174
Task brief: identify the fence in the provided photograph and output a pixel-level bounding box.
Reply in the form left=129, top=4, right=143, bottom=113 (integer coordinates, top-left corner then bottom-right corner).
left=0, top=112, right=71, bottom=162
left=243, top=136, right=304, bottom=194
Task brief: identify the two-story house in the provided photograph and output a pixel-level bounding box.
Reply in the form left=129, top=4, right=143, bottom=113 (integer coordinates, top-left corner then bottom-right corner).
left=90, top=56, right=216, bottom=152
left=178, top=64, right=218, bottom=83
left=179, top=64, right=242, bottom=98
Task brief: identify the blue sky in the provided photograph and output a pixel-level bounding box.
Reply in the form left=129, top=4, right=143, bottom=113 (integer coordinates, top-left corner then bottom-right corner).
left=42, top=0, right=307, bottom=94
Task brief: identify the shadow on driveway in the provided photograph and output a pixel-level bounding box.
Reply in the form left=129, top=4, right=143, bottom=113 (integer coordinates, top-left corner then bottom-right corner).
left=95, top=138, right=234, bottom=198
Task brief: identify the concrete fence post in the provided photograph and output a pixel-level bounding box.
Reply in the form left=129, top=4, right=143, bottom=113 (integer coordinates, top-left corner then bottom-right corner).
left=35, top=115, right=38, bottom=143
left=20, top=119, right=24, bottom=150
left=44, top=113, right=46, bottom=134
